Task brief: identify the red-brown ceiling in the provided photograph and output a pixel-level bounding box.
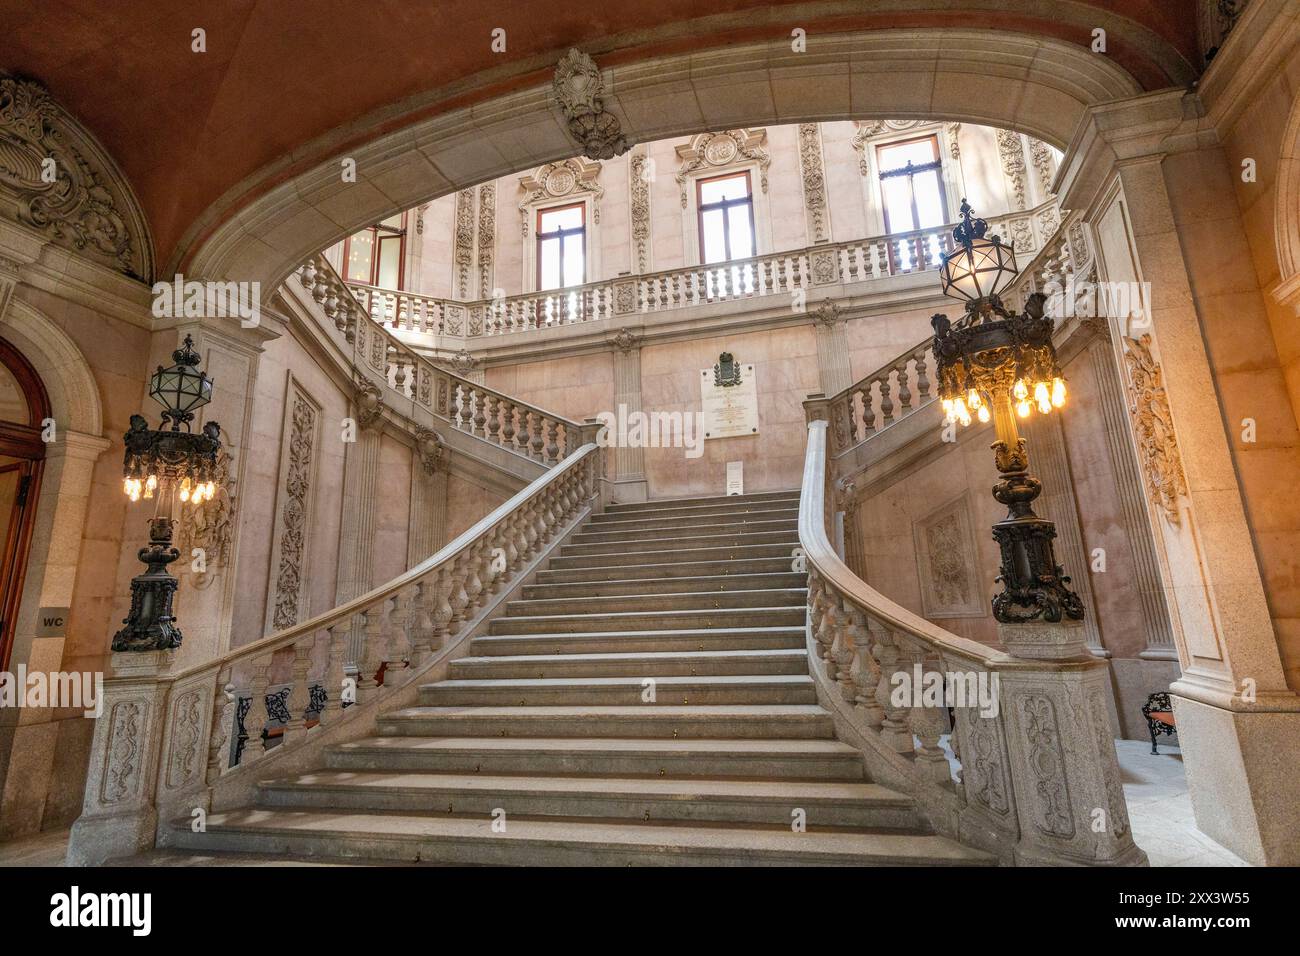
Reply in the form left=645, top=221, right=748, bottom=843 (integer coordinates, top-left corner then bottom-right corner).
left=2, top=0, right=1199, bottom=271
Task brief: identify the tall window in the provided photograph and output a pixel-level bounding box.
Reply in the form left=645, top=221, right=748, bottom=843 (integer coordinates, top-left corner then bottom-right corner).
left=697, top=171, right=756, bottom=264
left=537, top=203, right=586, bottom=290
left=342, top=213, right=406, bottom=289
left=876, top=136, right=947, bottom=234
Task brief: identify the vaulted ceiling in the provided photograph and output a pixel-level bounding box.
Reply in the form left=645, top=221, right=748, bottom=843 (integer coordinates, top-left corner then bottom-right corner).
left=4, top=0, right=1200, bottom=271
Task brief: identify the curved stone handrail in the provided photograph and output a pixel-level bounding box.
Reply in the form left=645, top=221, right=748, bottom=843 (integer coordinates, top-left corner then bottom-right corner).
left=69, top=436, right=603, bottom=864
left=798, top=418, right=1146, bottom=866
left=297, top=252, right=582, bottom=463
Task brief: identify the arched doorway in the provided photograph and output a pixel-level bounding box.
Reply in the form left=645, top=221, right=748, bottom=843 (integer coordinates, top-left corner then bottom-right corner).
left=0, top=336, right=50, bottom=671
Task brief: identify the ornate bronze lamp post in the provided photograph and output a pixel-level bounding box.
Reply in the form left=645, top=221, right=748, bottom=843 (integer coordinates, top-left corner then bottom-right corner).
left=931, top=201, right=1083, bottom=624
left=113, top=335, right=222, bottom=651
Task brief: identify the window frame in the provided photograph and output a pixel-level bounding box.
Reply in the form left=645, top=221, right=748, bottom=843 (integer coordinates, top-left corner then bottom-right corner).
left=341, top=212, right=408, bottom=290
left=535, top=201, right=587, bottom=292
left=875, top=134, right=948, bottom=235
left=695, top=170, right=757, bottom=265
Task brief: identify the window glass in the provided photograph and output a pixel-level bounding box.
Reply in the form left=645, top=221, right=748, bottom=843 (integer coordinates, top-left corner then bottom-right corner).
left=537, top=203, right=585, bottom=291
left=345, top=231, right=375, bottom=283
left=376, top=235, right=402, bottom=289
left=696, top=172, right=755, bottom=264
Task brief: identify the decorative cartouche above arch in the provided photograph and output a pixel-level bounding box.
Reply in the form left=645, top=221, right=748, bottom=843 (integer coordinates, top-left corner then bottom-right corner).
left=517, top=157, right=604, bottom=237
left=0, top=74, right=153, bottom=281
left=674, top=129, right=770, bottom=208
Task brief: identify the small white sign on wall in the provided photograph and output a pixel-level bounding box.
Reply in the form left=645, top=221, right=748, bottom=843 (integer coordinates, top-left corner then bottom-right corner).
left=701, top=364, right=759, bottom=439
left=726, top=461, right=744, bottom=496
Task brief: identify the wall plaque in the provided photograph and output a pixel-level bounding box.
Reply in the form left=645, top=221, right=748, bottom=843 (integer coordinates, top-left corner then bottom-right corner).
left=701, top=357, right=758, bottom=440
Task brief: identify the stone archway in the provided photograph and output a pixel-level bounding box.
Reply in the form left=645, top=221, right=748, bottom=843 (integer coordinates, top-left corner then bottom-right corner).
left=0, top=295, right=110, bottom=838
left=1273, top=89, right=1300, bottom=311
left=182, top=28, right=1144, bottom=291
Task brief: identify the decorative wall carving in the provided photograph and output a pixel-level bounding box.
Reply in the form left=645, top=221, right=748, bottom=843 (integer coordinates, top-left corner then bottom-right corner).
left=609, top=327, right=642, bottom=353
left=552, top=49, right=630, bottom=160
left=996, top=128, right=1028, bottom=211
left=0, top=75, right=152, bottom=279
left=1123, top=333, right=1188, bottom=525
left=477, top=183, right=495, bottom=298
left=178, top=447, right=236, bottom=587
left=960, top=711, right=1011, bottom=816
left=353, top=376, right=384, bottom=430
left=913, top=495, right=984, bottom=618
left=1030, top=138, right=1055, bottom=196
left=850, top=120, right=957, bottom=175
left=453, top=188, right=475, bottom=298
left=629, top=147, right=651, bottom=273
left=101, top=701, right=142, bottom=805
left=413, top=425, right=447, bottom=476
left=269, top=379, right=320, bottom=632
left=675, top=129, right=769, bottom=208
left=164, top=689, right=204, bottom=791
left=946, top=123, right=962, bottom=160
left=813, top=298, right=843, bottom=328
left=1016, top=693, right=1075, bottom=838
left=518, top=158, right=603, bottom=237
left=798, top=124, right=831, bottom=244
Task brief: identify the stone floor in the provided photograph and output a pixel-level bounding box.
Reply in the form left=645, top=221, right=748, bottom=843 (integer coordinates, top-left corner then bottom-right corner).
left=0, top=739, right=1251, bottom=866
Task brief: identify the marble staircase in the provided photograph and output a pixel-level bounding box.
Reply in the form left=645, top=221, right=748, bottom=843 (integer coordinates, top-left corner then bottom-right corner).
left=164, top=491, right=992, bottom=866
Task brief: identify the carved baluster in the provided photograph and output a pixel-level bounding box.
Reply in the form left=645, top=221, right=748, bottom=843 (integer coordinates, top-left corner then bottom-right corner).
left=472, top=387, right=487, bottom=436
left=870, top=626, right=913, bottom=753
left=459, top=384, right=474, bottom=434
left=830, top=597, right=858, bottom=706
left=515, top=408, right=532, bottom=454
left=383, top=587, right=415, bottom=688
left=447, top=555, right=471, bottom=633
left=913, top=348, right=932, bottom=401
left=205, top=665, right=235, bottom=781
left=448, top=382, right=461, bottom=430
left=323, top=624, right=348, bottom=720
left=859, top=386, right=876, bottom=437
left=878, top=374, right=895, bottom=425
left=544, top=419, right=560, bottom=464
left=241, top=654, right=273, bottom=764
left=845, top=604, right=884, bottom=729
left=357, top=604, right=387, bottom=696
left=486, top=393, right=501, bottom=445
left=903, top=641, right=953, bottom=785
left=466, top=540, right=489, bottom=612
left=529, top=412, right=545, bottom=460
left=500, top=400, right=517, bottom=447
left=282, top=636, right=314, bottom=744
left=895, top=361, right=912, bottom=412
left=431, top=565, right=454, bottom=650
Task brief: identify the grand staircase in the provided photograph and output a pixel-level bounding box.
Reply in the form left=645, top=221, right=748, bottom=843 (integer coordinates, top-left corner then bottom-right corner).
left=167, top=491, right=991, bottom=866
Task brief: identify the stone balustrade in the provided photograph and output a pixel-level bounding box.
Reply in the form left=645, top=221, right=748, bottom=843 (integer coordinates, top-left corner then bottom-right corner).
left=343, top=199, right=1061, bottom=338
left=67, top=436, right=604, bottom=864
left=798, top=418, right=1146, bottom=866
left=296, top=253, right=581, bottom=461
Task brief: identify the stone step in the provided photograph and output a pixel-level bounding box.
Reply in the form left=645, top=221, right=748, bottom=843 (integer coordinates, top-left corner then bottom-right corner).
left=588, top=505, right=798, bottom=532
left=487, top=605, right=806, bottom=635
left=469, top=626, right=807, bottom=656
left=572, top=517, right=798, bottom=544
left=376, top=703, right=835, bottom=739
left=559, top=528, right=798, bottom=557
left=324, top=734, right=863, bottom=779
left=535, top=557, right=797, bottom=584
left=605, top=491, right=800, bottom=517
left=522, top=571, right=807, bottom=599
left=547, top=542, right=798, bottom=569
left=448, top=648, right=809, bottom=680
left=168, top=810, right=991, bottom=866
left=255, top=771, right=920, bottom=830
left=418, top=674, right=818, bottom=706
left=504, top=588, right=806, bottom=617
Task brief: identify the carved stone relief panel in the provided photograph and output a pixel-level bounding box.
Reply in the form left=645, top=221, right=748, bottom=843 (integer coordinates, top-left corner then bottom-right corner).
left=517, top=157, right=603, bottom=237
left=1122, top=333, right=1187, bottom=525
left=453, top=188, right=475, bottom=298
left=629, top=146, right=651, bottom=274
left=266, top=374, right=322, bottom=633
left=996, top=128, right=1028, bottom=211
left=477, top=183, right=496, bottom=298
left=798, top=124, right=831, bottom=244
left=913, top=494, right=985, bottom=618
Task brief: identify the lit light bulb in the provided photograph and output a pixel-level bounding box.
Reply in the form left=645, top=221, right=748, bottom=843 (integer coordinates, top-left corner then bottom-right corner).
left=205, top=481, right=216, bottom=499
left=1013, top=379, right=1028, bottom=401
left=146, top=474, right=158, bottom=492
left=1016, top=400, right=1031, bottom=418
left=977, top=405, right=990, bottom=424
left=179, top=478, right=191, bottom=503
left=1051, top=377, right=1066, bottom=408
left=941, top=398, right=954, bottom=424
left=122, top=477, right=132, bottom=496
left=966, top=389, right=982, bottom=410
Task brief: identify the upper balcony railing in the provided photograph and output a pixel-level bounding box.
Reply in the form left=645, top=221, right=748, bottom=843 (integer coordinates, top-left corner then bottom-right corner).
left=345, top=199, right=1063, bottom=339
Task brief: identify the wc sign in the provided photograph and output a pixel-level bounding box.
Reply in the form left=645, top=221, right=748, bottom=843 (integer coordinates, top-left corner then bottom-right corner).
left=36, top=607, right=69, bottom=638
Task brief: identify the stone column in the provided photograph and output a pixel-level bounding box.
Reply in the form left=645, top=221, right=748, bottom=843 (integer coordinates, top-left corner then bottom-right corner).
left=811, top=299, right=853, bottom=397
left=608, top=328, right=648, bottom=503
left=337, top=381, right=384, bottom=668
left=1084, top=326, right=1177, bottom=660
left=1059, top=91, right=1300, bottom=864
left=408, top=427, right=449, bottom=565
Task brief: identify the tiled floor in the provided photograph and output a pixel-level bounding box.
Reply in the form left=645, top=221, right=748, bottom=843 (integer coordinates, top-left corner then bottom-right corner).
left=0, top=739, right=1252, bottom=866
